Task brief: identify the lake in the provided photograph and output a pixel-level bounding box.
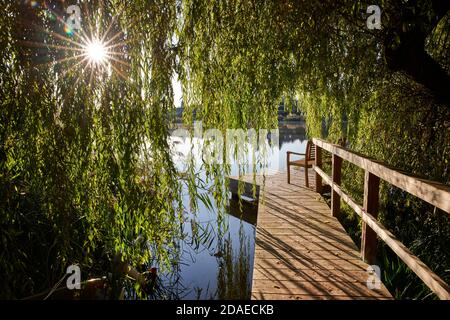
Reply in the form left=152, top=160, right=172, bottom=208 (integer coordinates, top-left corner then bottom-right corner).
left=160, top=121, right=308, bottom=299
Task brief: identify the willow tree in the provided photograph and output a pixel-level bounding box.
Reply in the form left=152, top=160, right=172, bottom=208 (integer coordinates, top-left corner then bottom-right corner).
left=0, top=0, right=187, bottom=298
left=0, top=0, right=267, bottom=299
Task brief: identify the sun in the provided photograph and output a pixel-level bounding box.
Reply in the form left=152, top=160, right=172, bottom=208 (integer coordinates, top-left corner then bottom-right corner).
left=84, top=39, right=107, bottom=64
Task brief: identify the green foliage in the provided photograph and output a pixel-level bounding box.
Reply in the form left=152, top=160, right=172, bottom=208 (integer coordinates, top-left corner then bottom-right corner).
left=175, top=0, right=450, bottom=299
left=0, top=0, right=184, bottom=298
left=0, top=0, right=449, bottom=299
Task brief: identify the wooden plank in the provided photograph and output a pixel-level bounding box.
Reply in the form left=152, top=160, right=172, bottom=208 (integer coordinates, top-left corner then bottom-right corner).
left=251, top=292, right=391, bottom=300
left=252, top=279, right=389, bottom=298
left=313, top=138, right=450, bottom=213
left=361, top=171, right=380, bottom=264
left=255, top=237, right=359, bottom=252
left=331, top=154, right=342, bottom=218
left=252, top=268, right=371, bottom=283
left=254, top=248, right=362, bottom=262
left=246, top=170, right=393, bottom=300
left=254, top=259, right=371, bottom=272
left=228, top=177, right=260, bottom=200
left=315, top=146, right=322, bottom=193
left=257, top=233, right=359, bottom=248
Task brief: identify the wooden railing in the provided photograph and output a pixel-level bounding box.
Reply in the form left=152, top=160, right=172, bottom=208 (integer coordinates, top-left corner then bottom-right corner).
left=312, top=138, right=450, bottom=300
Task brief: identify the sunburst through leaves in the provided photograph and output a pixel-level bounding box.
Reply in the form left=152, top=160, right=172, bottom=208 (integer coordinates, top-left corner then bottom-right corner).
left=21, top=1, right=130, bottom=85
left=84, top=38, right=107, bottom=64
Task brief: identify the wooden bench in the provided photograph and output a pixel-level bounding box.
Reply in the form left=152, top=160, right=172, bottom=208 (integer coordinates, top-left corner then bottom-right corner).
left=286, top=140, right=315, bottom=187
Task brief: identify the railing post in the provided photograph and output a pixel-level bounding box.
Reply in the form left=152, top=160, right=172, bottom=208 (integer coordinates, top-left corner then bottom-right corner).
left=314, top=144, right=322, bottom=194
left=331, top=154, right=342, bottom=218
left=361, top=170, right=380, bottom=264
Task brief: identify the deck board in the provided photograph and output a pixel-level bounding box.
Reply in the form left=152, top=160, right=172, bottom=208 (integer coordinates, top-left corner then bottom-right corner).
left=234, top=168, right=393, bottom=300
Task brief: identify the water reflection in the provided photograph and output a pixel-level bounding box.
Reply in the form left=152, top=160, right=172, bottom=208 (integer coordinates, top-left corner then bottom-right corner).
left=277, top=121, right=307, bottom=149
left=157, top=121, right=308, bottom=300
left=216, top=225, right=252, bottom=299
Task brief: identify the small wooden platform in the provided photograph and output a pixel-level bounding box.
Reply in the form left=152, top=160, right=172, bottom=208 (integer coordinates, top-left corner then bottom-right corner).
left=235, top=168, right=393, bottom=300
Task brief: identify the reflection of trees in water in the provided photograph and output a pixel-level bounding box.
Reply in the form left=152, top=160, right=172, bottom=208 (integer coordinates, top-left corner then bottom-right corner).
left=118, top=241, right=191, bottom=300
left=277, top=122, right=307, bottom=149
left=215, top=223, right=252, bottom=299
left=123, top=266, right=189, bottom=300
left=125, top=221, right=253, bottom=300
left=134, top=215, right=219, bottom=300
left=143, top=219, right=219, bottom=300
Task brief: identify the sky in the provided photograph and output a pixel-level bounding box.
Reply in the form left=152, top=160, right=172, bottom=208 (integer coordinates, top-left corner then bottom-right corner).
left=172, top=74, right=183, bottom=108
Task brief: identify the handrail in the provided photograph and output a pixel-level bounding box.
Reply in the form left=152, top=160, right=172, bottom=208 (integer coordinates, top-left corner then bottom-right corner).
left=313, top=138, right=450, bottom=213
left=312, top=138, right=450, bottom=300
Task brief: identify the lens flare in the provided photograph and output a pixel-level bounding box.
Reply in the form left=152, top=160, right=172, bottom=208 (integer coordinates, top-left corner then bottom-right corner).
left=85, top=39, right=107, bottom=64
left=64, top=24, right=74, bottom=37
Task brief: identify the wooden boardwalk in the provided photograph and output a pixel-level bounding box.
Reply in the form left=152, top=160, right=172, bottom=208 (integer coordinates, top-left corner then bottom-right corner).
left=236, top=169, right=393, bottom=300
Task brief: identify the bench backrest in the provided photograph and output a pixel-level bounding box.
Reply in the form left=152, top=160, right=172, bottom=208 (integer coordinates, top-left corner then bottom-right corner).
left=306, top=140, right=316, bottom=161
